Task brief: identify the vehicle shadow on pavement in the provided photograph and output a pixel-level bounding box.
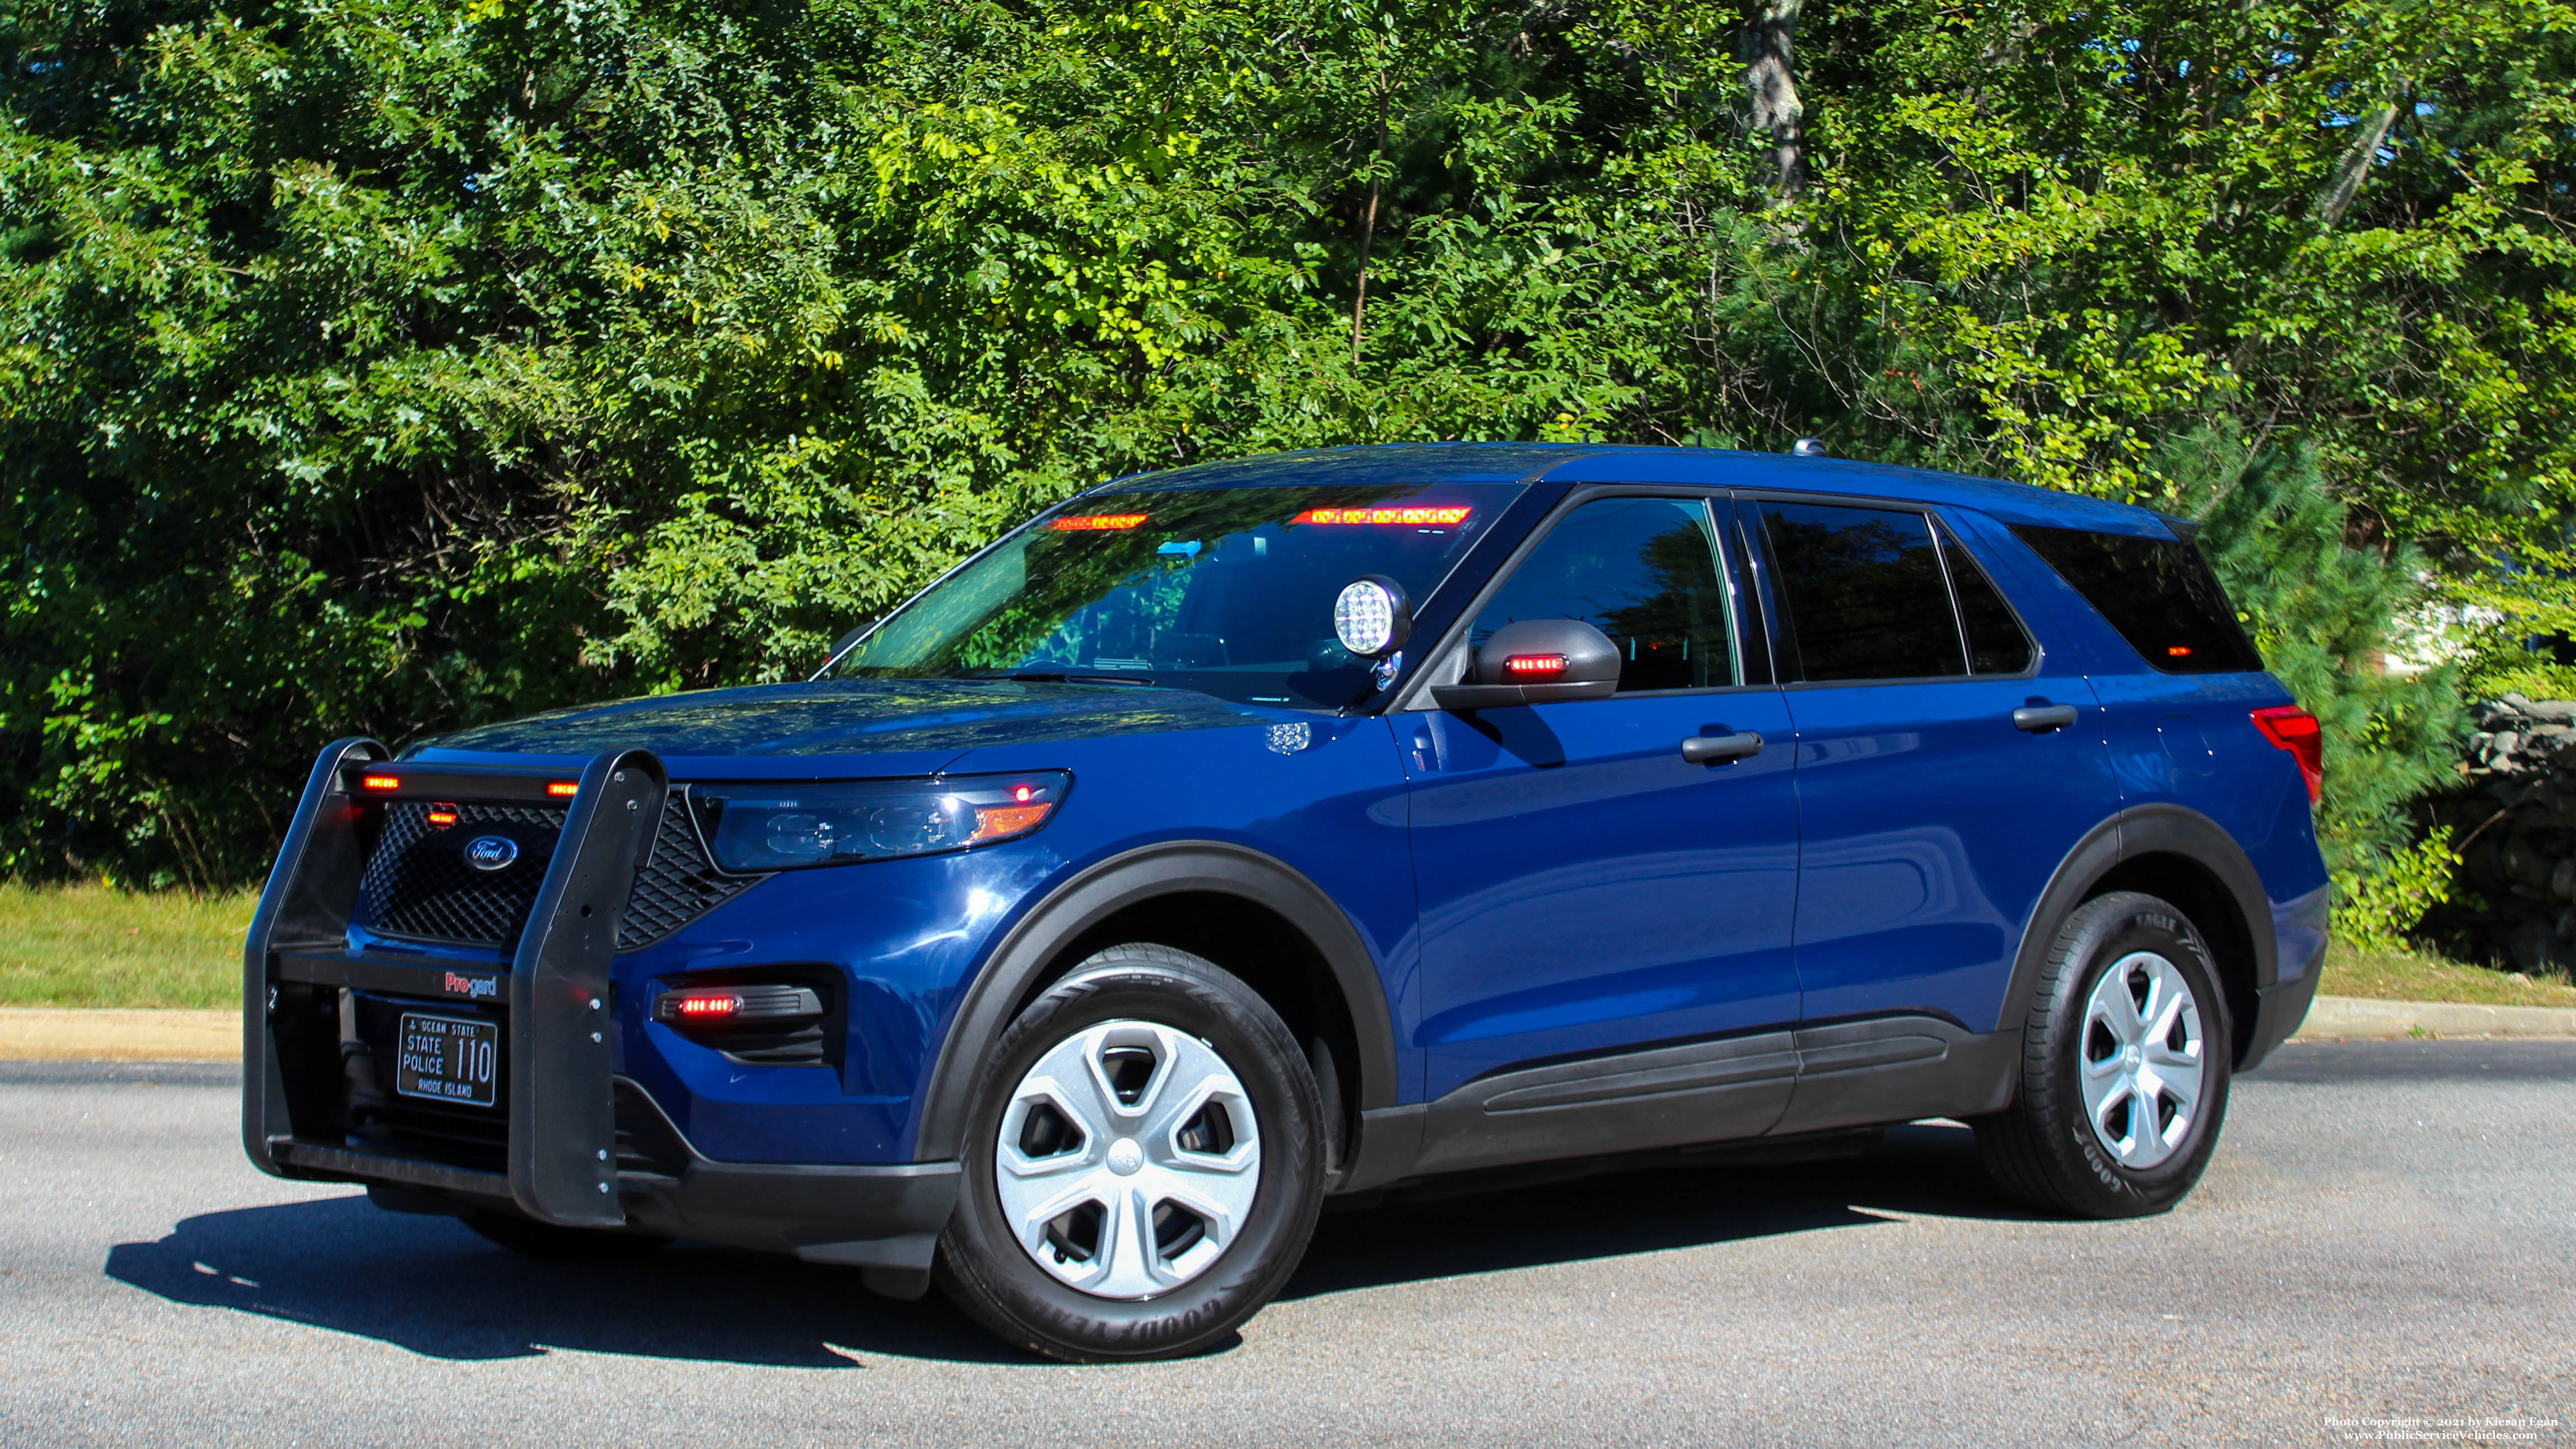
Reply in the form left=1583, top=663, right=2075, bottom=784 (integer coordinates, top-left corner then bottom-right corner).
left=102, top=1124, right=2033, bottom=1364
left=103, top=1196, right=1016, bottom=1367
left=1284, top=1121, right=2043, bottom=1300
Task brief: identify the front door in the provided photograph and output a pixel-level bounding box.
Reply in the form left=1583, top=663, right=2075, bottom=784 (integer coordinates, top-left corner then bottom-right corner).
left=1403, top=492, right=1802, bottom=1106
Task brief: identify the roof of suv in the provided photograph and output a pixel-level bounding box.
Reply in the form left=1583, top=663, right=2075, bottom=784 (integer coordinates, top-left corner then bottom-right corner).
left=1095, top=442, right=2172, bottom=538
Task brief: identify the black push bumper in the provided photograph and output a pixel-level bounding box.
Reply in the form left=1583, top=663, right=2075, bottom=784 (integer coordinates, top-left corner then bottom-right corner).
left=243, top=738, right=956, bottom=1284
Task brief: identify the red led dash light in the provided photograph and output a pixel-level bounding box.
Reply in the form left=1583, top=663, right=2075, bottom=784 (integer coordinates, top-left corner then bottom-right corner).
left=2251, top=705, right=2323, bottom=804
left=1502, top=654, right=1569, bottom=678
left=547, top=781, right=580, bottom=798
left=1047, top=514, right=1150, bottom=532
left=1291, top=505, right=1473, bottom=527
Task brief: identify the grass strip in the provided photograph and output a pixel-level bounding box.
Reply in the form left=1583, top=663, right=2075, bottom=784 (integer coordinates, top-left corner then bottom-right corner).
left=2318, top=940, right=2576, bottom=1009
left=0, top=883, right=254, bottom=1009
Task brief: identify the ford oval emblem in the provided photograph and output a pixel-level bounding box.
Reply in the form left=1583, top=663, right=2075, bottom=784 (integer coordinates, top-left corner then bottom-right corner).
left=463, top=835, right=520, bottom=872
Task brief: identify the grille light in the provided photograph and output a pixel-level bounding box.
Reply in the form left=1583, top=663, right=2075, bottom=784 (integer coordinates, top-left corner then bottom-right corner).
left=425, top=805, right=459, bottom=827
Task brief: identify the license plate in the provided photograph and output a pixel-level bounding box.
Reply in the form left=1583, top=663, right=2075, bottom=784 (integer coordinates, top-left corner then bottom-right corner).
left=395, top=1013, right=501, bottom=1107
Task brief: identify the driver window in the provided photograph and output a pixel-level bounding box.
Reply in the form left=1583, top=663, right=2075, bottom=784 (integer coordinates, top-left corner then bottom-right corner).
left=1471, top=496, right=1741, bottom=692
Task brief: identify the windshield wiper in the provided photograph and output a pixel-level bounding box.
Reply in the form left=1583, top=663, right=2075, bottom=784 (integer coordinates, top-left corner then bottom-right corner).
left=999, top=670, right=1158, bottom=687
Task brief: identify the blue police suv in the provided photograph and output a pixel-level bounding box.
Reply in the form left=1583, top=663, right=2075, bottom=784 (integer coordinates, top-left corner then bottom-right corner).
left=245, top=443, right=2330, bottom=1360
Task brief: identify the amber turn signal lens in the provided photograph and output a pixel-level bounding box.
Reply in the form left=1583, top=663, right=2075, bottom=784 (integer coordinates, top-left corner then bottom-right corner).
left=970, top=802, right=1056, bottom=842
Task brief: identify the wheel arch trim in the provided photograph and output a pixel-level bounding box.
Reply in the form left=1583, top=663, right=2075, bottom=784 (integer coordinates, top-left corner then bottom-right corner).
left=912, top=840, right=1401, bottom=1163
left=1999, top=803, right=2280, bottom=1062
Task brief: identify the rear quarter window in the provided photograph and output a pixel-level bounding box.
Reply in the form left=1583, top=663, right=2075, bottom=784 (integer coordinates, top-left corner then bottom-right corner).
left=2009, top=525, right=2264, bottom=674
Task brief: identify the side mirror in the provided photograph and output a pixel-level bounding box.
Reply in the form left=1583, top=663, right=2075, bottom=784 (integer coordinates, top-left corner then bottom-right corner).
left=1431, top=619, right=1621, bottom=710
left=1333, top=576, right=1412, bottom=658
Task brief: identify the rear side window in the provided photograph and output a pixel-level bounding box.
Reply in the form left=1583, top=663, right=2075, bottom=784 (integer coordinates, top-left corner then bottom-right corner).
left=2010, top=525, right=2263, bottom=674
left=1758, top=502, right=1966, bottom=681
left=1944, top=537, right=2035, bottom=674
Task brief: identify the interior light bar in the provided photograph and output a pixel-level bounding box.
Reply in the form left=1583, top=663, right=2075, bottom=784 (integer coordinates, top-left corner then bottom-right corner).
left=1291, top=505, right=1473, bottom=526
left=1047, top=514, right=1150, bottom=532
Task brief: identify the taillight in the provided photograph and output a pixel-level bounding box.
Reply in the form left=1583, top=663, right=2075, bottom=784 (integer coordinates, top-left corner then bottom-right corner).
left=2251, top=706, right=2322, bottom=804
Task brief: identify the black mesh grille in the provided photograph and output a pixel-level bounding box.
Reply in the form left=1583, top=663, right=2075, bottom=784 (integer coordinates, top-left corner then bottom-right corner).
left=360, top=802, right=562, bottom=947
left=617, top=795, right=764, bottom=952
left=358, top=791, right=763, bottom=953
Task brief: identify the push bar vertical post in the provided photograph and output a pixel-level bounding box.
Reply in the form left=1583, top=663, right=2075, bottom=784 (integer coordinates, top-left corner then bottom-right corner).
left=508, top=748, right=666, bottom=1227
left=241, top=737, right=389, bottom=1178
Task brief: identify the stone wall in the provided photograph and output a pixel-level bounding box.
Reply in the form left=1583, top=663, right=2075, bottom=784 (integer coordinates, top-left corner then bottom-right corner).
left=2439, top=695, right=2576, bottom=973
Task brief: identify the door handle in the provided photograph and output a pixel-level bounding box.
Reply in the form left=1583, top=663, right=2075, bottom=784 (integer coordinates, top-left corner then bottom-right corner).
left=1681, top=732, right=1765, bottom=765
left=2013, top=704, right=2080, bottom=734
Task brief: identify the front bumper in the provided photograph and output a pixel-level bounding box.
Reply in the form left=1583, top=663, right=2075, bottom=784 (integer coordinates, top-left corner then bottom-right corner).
left=243, top=739, right=958, bottom=1286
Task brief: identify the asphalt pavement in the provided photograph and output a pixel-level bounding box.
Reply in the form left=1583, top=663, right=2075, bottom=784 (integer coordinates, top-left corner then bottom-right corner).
left=2, top=1040, right=2569, bottom=1447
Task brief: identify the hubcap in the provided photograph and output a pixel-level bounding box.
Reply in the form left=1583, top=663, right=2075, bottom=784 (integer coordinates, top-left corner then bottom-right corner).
left=2079, top=951, right=2206, bottom=1170
left=994, top=1020, right=1262, bottom=1299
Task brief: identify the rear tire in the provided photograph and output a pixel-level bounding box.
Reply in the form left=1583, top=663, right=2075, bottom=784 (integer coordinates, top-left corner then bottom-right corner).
left=463, top=1211, right=673, bottom=1261
left=935, top=944, right=1326, bottom=1362
left=1975, top=891, right=2232, bottom=1218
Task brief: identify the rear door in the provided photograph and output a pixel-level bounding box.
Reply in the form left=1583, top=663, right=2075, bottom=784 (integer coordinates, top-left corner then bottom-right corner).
left=1748, top=496, right=2120, bottom=1056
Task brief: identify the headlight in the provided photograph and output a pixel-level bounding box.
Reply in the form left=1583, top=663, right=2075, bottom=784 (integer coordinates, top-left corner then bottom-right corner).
left=690, top=772, right=1070, bottom=872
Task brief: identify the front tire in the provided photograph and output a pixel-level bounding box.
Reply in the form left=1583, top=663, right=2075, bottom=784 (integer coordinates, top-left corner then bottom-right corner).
left=1975, top=891, right=2233, bottom=1218
left=935, top=944, right=1326, bottom=1362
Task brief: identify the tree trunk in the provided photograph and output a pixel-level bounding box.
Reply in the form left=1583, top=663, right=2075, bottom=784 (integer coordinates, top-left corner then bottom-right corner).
left=1351, top=86, right=1389, bottom=364
left=1746, top=0, right=1806, bottom=199
left=2314, top=101, right=2400, bottom=229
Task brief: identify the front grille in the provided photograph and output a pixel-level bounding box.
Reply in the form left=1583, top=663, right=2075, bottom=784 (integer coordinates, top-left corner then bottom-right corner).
left=361, top=802, right=562, bottom=946
left=356, top=790, right=763, bottom=953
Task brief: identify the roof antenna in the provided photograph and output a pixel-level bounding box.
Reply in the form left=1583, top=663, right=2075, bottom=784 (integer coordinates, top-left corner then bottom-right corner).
left=1790, top=437, right=1829, bottom=458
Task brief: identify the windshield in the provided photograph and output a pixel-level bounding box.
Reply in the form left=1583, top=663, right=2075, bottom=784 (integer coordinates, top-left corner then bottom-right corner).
left=834, top=482, right=1524, bottom=710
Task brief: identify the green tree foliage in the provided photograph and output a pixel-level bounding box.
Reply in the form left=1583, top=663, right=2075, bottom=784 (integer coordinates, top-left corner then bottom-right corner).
left=2173, top=428, right=2468, bottom=892
left=1, top=0, right=2566, bottom=886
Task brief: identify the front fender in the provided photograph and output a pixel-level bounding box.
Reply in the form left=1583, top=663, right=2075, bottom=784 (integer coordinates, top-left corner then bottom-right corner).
left=907, top=840, right=1402, bottom=1164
